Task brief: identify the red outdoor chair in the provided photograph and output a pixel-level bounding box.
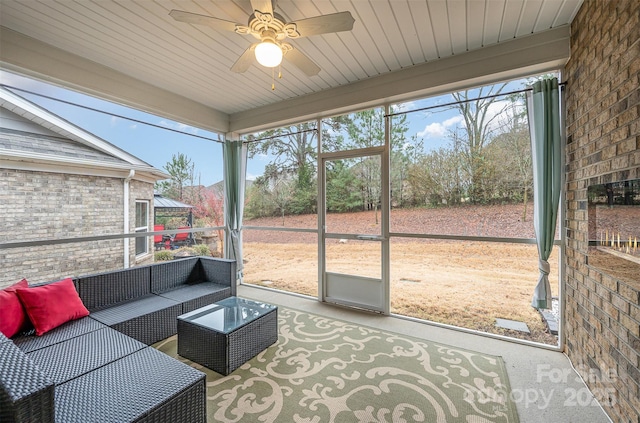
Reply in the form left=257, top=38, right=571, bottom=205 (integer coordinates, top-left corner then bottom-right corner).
left=154, top=225, right=170, bottom=250
left=171, top=226, right=192, bottom=249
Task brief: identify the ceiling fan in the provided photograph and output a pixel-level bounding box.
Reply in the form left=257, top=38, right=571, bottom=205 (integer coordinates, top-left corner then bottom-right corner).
left=169, top=0, right=355, bottom=77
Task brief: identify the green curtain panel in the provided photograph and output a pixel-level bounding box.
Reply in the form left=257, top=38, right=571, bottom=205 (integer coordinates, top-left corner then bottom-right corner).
left=223, top=139, right=247, bottom=281
left=526, top=78, right=562, bottom=310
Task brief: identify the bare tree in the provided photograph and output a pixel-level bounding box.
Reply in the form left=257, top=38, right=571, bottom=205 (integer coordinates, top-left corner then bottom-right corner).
left=450, top=84, right=508, bottom=203
left=271, top=176, right=294, bottom=226
left=490, top=95, right=532, bottom=219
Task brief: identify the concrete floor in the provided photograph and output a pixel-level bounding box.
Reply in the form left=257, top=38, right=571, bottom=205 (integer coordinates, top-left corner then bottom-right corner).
left=238, top=284, right=612, bottom=423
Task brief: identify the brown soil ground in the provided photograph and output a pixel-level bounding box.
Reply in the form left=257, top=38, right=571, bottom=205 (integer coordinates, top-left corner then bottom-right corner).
left=242, top=203, right=559, bottom=345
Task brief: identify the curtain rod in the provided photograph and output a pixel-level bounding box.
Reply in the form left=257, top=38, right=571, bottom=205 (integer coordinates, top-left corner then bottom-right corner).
left=4, top=80, right=565, bottom=138
left=385, top=81, right=567, bottom=118
left=243, top=127, right=317, bottom=144
left=1, top=84, right=224, bottom=143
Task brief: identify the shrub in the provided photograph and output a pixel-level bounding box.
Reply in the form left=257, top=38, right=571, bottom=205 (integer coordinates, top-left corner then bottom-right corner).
left=155, top=245, right=210, bottom=261
left=155, top=250, right=174, bottom=261
left=191, top=244, right=211, bottom=257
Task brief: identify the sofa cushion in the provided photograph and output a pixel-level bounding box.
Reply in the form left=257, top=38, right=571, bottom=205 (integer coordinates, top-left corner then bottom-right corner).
left=0, top=279, right=29, bottom=338
left=89, top=295, right=179, bottom=326
left=17, top=278, right=90, bottom=336
left=90, top=294, right=182, bottom=345
left=156, top=282, right=232, bottom=313
left=13, top=317, right=105, bottom=354
left=155, top=282, right=229, bottom=303
left=26, top=327, right=146, bottom=385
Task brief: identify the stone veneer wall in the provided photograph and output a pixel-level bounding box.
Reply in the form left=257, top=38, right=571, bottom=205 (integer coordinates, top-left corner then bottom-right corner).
left=0, top=169, right=154, bottom=288
left=564, top=1, right=639, bottom=422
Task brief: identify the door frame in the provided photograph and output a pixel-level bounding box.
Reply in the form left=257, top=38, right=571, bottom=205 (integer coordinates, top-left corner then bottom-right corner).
left=317, top=145, right=390, bottom=314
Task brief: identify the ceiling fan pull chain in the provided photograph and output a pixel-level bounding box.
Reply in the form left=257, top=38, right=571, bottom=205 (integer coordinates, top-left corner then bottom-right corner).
left=278, top=64, right=282, bottom=80
left=272, top=67, right=276, bottom=91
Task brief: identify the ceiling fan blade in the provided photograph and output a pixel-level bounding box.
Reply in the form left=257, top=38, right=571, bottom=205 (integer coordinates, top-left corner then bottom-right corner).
left=290, top=12, right=355, bottom=37
left=250, top=0, right=274, bottom=15
left=284, top=48, right=321, bottom=76
left=169, top=10, right=239, bottom=32
left=231, top=45, right=257, bottom=73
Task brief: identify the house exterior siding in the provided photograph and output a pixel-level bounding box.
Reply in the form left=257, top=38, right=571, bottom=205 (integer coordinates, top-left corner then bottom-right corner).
left=0, top=169, right=154, bottom=287
left=564, top=1, right=640, bottom=422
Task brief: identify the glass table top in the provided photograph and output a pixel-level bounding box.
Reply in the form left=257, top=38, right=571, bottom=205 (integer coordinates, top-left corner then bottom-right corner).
left=178, top=297, right=277, bottom=334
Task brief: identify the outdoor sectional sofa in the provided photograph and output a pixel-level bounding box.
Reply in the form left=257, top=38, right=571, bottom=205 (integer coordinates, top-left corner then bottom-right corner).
left=0, top=256, right=236, bottom=423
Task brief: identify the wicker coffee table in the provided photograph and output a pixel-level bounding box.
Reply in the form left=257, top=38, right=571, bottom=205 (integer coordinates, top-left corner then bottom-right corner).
left=177, top=297, right=278, bottom=375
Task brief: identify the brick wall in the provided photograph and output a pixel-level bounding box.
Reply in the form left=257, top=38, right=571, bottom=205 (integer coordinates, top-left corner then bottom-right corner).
left=564, top=1, right=639, bottom=422
left=0, top=169, right=154, bottom=287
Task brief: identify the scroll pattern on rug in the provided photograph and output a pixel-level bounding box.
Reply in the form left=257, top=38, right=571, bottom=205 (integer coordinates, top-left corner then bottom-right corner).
left=154, top=307, right=519, bottom=423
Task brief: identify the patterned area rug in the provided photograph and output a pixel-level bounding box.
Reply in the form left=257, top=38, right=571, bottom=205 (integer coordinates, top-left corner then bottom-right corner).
left=153, top=307, right=519, bottom=423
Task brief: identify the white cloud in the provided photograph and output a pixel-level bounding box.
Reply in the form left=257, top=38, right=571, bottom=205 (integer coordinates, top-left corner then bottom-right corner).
left=158, top=120, right=200, bottom=134
left=392, top=101, right=417, bottom=113
left=443, top=116, right=464, bottom=127
left=417, top=115, right=463, bottom=138
left=110, top=116, right=119, bottom=126
left=483, top=99, right=523, bottom=133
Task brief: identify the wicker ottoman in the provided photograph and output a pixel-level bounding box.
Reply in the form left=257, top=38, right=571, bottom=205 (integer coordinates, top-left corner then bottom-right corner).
left=177, top=297, right=278, bottom=375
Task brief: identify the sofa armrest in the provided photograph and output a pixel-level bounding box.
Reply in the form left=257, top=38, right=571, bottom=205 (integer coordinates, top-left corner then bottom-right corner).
left=198, top=257, right=237, bottom=296
left=0, top=339, right=54, bottom=423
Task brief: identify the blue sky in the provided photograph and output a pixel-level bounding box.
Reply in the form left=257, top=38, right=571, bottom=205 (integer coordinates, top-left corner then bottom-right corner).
left=2, top=71, right=225, bottom=186
left=2, top=70, right=537, bottom=185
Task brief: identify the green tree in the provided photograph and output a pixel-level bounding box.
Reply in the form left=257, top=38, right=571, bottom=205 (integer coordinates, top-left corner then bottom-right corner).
left=247, top=123, right=318, bottom=216
left=342, top=108, right=410, bottom=216
left=244, top=176, right=275, bottom=219
left=155, top=152, right=194, bottom=201
left=246, top=119, right=349, bottom=217
left=345, top=108, right=385, bottom=149
left=289, top=161, right=317, bottom=215
left=325, top=160, right=362, bottom=213
left=390, top=130, right=420, bottom=208
left=248, top=123, right=317, bottom=182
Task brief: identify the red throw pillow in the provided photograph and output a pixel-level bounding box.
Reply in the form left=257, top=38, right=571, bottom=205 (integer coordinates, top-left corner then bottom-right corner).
left=16, top=278, right=89, bottom=336
left=0, top=279, right=29, bottom=338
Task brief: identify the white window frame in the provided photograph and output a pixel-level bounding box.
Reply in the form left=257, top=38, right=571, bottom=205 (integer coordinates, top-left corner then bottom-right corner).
left=135, top=200, right=149, bottom=256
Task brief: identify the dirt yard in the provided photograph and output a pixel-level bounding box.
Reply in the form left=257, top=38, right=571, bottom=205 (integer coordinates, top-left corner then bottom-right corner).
left=242, top=203, right=559, bottom=344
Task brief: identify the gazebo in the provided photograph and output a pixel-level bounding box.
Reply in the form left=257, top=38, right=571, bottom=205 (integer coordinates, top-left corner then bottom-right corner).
left=153, top=193, right=193, bottom=225
left=153, top=193, right=194, bottom=248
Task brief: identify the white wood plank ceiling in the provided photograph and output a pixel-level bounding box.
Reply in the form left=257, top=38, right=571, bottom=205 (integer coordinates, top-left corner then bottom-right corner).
left=0, top=0, right=582, bottom=133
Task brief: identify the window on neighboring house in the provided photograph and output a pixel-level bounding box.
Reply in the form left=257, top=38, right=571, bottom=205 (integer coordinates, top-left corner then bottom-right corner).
left=135, top=200, right=149, bottom=256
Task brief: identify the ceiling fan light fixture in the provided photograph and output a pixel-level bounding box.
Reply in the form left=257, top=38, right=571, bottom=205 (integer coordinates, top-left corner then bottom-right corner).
left=255, top=40, right=283, bottom=68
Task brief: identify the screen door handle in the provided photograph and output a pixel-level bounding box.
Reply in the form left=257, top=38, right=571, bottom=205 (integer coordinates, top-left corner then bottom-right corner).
left=356, top=235, right=384, bottom=241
